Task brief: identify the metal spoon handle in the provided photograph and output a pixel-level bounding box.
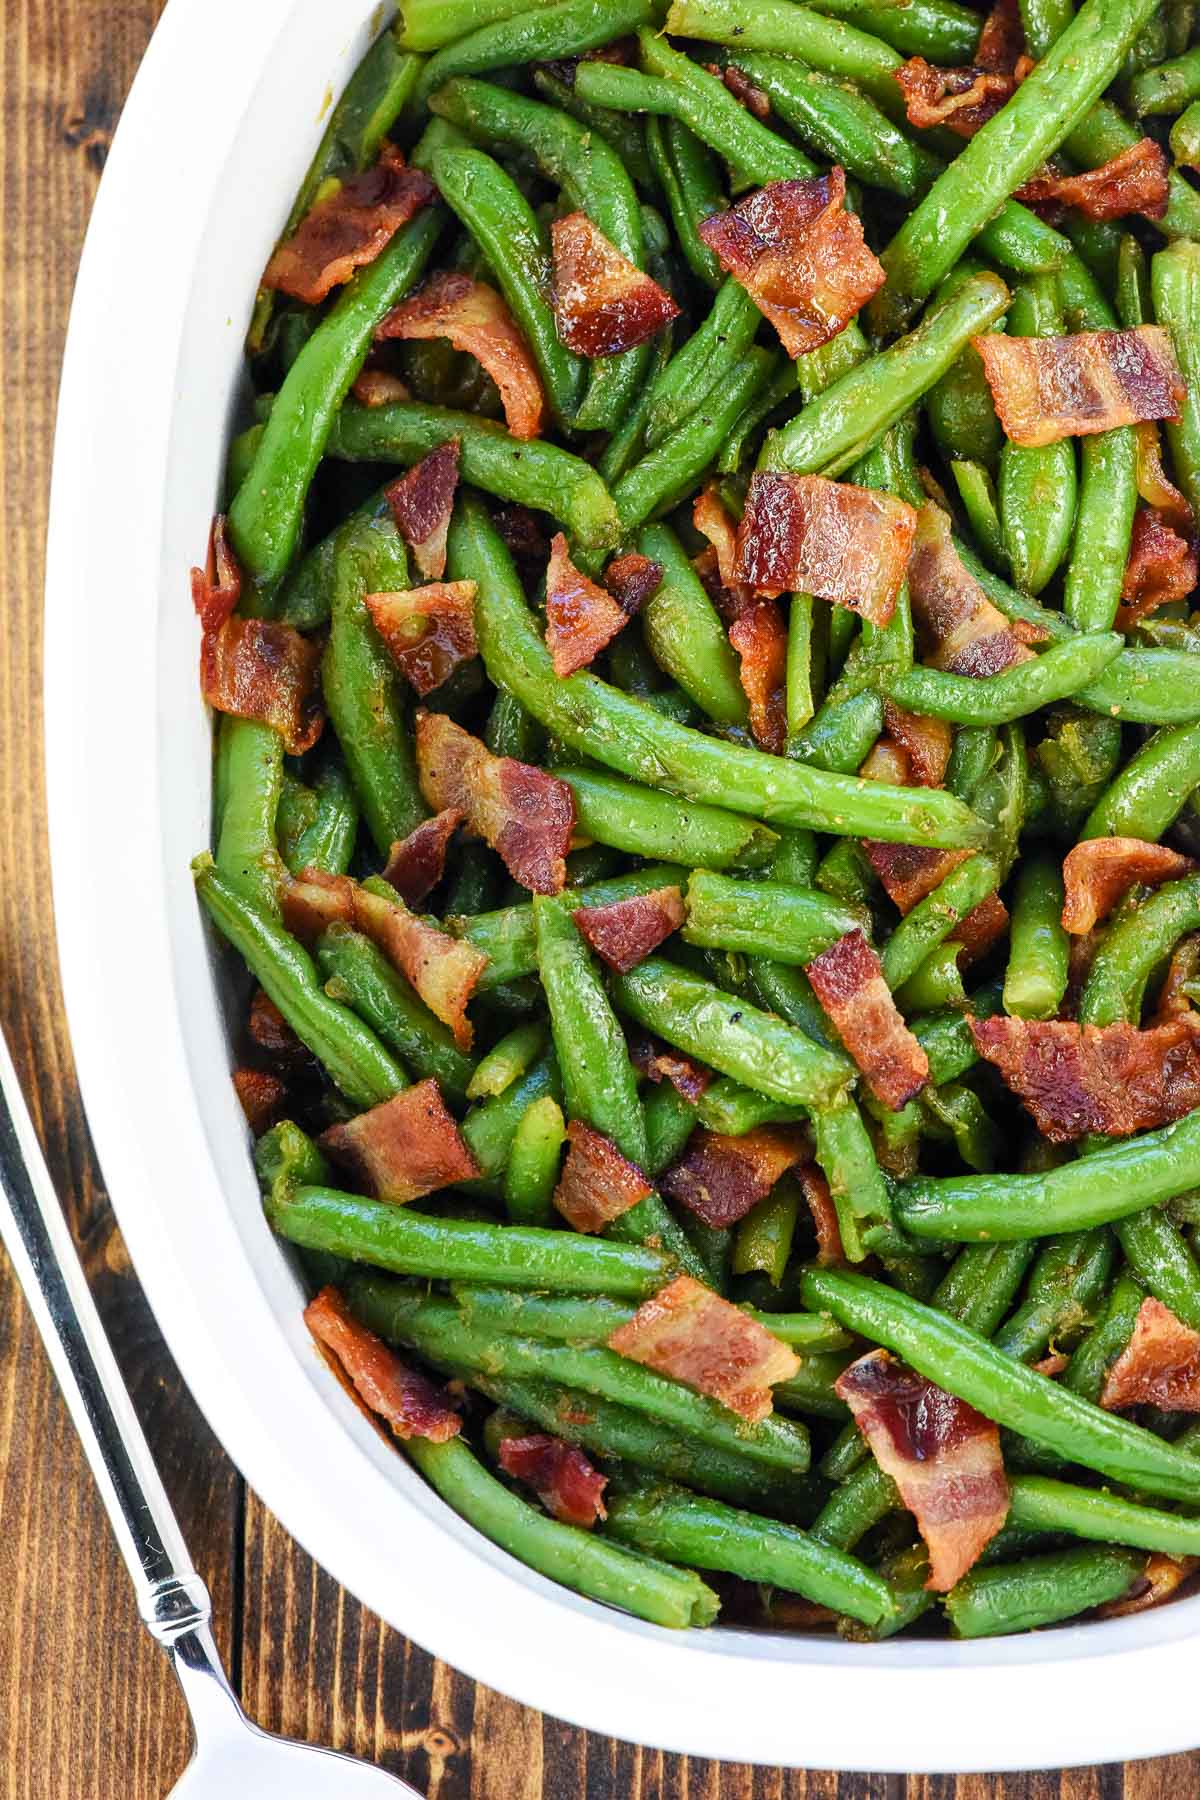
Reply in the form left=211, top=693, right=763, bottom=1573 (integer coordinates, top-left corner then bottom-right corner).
left=0, top=1025, right=211, bottom=1647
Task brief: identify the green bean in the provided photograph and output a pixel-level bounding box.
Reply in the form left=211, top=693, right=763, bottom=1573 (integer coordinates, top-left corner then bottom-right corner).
left=1003, top=854, right=1069, bottom=1021
left=933, top=1242, right=1038, bottom=1337
left=1152, top=240, right=1200, bottom=520
left=732, top=1179, right=801, bottom=1287
left=999, top=279, right=1078, bottom=598
left=213, top=718, right=285, bottom=918
left=682, top=872, right=868, bottom=965
left=805, top=0, right=981, bottom=62
left=645, top=118, right=724, bottom=289
left=1019, top=0, right=1075, bottom=55
left=462, top=1053, right=563, bottom=1182
left=1066, top=101, right=1200, bottom=243
left=1114, top=1209, right=1200, bottom=1332
left=642, top=1082, right=698, bottom=1178
left=810, top=1460, right=899, bottom=1552
left=1130, top=42, right=1200, bottom=113
left=604, top=1478, right=894, bottom=1626
left=453, top=866, right=685, bottom=989
left=992, top=1230, right=1115, bottom=1363
left=789, top=691, right=884, bottom=774
left=283, top=750, right=358, bottom=877
left=415, top=0, right=657, bottom=107
left=768, top=828, right=820, bottom=888
left=811, top=1095, right=896, bottom=1264
left=452, top=495, right=986, bottom=845
left=466, top=1022, right=548, bottom=1102
left=801, top=1267, right=1200, bottom=1503
left=453, top=1287, right=634, bottom=1342
left=1009, top=1474, right=1200, bottom=1560
left=1060, top=1272, right=1144, bottom=1404
left=663, top=0, right=910, bottom=108
left=886, top=634, right=1123, bottom=726
left=955, top=538, right=1077, bottom=644
left=945, top=1545, right=1144, bottom=1637
left=502, top=1095, right=566, bottom=1227
left=1082, top=723, right=1200, bottom=841
left=563, top=769, right=777, bottom=871
left=694, top=1078, right=809, bottom=1134
left=1116, top=233, right=1152, bottom=334
left=894, top=944, right=966, bottom=1014
left=813, top=839, right=873, bottom=908
left=398, top=0, right=552, bottom=51
left=1080, top=873, right=1200, bottom=1026
left=898, top=1109, right=1200, bottom=1242
left=1076, top=649, right=1200, bottom=725
left=881, top=855, right=1000, bottom=991
left=644, top=281, right=762, bottom=452
left=1171, top=99, right=1200, bottom=167
left=927, top=259, right=1006, bottom=468
left=315, top=927, right=477, bottom=1101
left=783, top=595, right=819, bottom=738
left=774, top=1349, right=853, bottom=1420
left=533, top=69, right=659, bottom=195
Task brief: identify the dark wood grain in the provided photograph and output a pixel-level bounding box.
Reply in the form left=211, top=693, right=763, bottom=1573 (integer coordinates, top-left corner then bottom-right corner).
left=2, top=2, right=1199, bottom=1794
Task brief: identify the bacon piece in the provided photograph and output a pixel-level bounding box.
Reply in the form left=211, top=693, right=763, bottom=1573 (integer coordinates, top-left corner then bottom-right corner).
left=320, top=1079, right=480, bottom=1203
left=199, top=615, right=324, bottom=755
left=574, top=885, right=685, bottom=974
left=1061, top=836, right=1195, bottom=936
left=1115, top=507, right=1199, bottom=633
left=365, top=582, right=478, bottom=697
left=896, top=57, right=1025, bottom=138
left=806, top=929, right=930, bottom=1111
left=385, top=441, right=461, bottom=581
left=968, top=1013, right=1200, bottom=1141
left=416, top=710, right=574, bottom=895
left=697, top=171, right=885, bottom=358
left=494, top=504, right=549, bottom=575
left=1156, top=934, right=1200, bottom=1021
left=1016, top=140, right=1169, bottom=223
left=351, top=368, right=411, bottom=409
left=305, top=1285, right=461, bottom=1441
left=1134, top=423, right=1192, bottom=531
left=836, top=1349, right=1009, bottom=1591
left=693, top=484, right=746, bottom=599
left=544, top=532, right=640, bottom=677
left=283, top=868, right=486, bottom=1049
left=248, top=989, right=307, bottom=1065
left=263, top=145, right=436, bottom=305
left=378, top=273, right=546, bottom=440
left=608, top=1274, right=799, bottom=1422
left=883, top=703, right=952, bottom=789
left=975, top=0, right=1024, bottom=71
left=550, top=211, right=680, bottom=358
left=1031, top=1352, right=1069, bottom=1380
left=601, top=553, right=659, bottom=619
left=718, top=63, right=771, bottom=119
left=1101, top=1296, right=1200, bottom=1412
left=734, top=473, right=916, bottom=627
left=863, top=842, right=971, bottom=915
left=660, top=1126, right=808, bottom=1229
left=908, top=504, right=1034, bottom=677
left=191, top=514, right=241, bottom=633
left=497, top=1431, right=608, bottom=1527
left=553, top=1121, right=652, bottom=1234
left=972, top=326, right=1186, bottom=449
left=797, top=1164, right=843, bottom=1264
left=860, top=738, right=911, bottom=785
left=729, top=601, right=789, bottom=754
left=629, top=1035, right=712, bottom=1102
left=232, top=1068, right=286, bottom=1135
left=381, top=809, right=463, bottom=909
left=1099, top=1553, right=1198, bottom=1618
left=951, top=892, right=1009, bottom=970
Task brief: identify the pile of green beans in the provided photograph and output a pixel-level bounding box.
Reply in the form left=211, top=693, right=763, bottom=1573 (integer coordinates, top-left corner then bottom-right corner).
left=198, top=0, right=1200, bottom=1645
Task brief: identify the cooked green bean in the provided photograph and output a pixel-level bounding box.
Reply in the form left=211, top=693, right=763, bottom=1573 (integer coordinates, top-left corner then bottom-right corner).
left=945, top=1546, right=1144, bottom=1638
left=1004, top=854, right=1069, bottom=1020
left=886, top=634, right=1123, bottom=726
left=317, top=927, right=476, bottom=1101
left=999, top=278, right=1078, bottom=598
left=682, top=872, right=868, bottom=965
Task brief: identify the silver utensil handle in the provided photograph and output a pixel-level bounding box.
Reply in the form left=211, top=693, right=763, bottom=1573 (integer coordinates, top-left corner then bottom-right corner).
left=0, top=1026, right=211, bottom=1647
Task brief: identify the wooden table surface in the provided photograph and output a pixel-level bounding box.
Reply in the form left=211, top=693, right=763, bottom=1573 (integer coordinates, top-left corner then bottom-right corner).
left=1, top=3, right=1198, bottom=1795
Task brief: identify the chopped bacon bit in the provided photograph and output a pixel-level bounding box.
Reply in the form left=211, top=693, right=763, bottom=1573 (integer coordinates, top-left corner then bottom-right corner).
left=319, top=1079, right=480, bottom=1203
left=797, top=1164, right=844, bottom=1264
left=494, top=504, right=550, bottom=574
left=968, top=1013, right=1200, bottom=1141
left=863, top=842, right=971, bottom=915
left=836, top=1349, right=1009, bottom=1591
left=381, top=809, right=463, bottom=908
left=698, top=171, right=884, bottom=358
left=951, top=892, right=1009, bottom=971
left=661, top=1126, right=808, bottom=1229
left=1134, top=423, right=1192, bottom=531
left=896, top=56, right=1027, bottom=138
left=191, top=515, right=241, bottom=633
left=735, top=472, right=916, bottom=629
left=351, top=368, right=411, bottom=409
left=305, top=1285, right=461, bottom=1441
left=717, top=63, right=772, bottom=119
left=1031, top=1352, right=1070, bottom=1379
left=1061, top=836, right=1195, bottom=936
left=883, top=703, right=953, bottom=789
left=1099, top=1552, right=1197, bottom=1618
left=199, top=615, right=324, bottom=755
left=729, top=601, right=789, bottom=754
left=416, top=710, right=574, bottom=895
left=248, top=990, right=308, bottom=1064
left=544, top=532, right=639, bottom=677
left=232, top=1068, right=286, bottom=1135
left=574, top=885, right=685, bottom=974
left=972, top=326, right=1186, bottom=449
left=860, top=738, right=911, bottom=785
left=378, top=273, right=546, bottom=441
left=629, top=1034, right=713, bottom=1102
left=283, top=867, right=486, bottom=1049
left=263, top=145, right=436, bottom=305
left=553, top=1119, right=652, bottom=1234
left=1101, top=1296, right=1200, bottom=1412
left=385, top=441, right=461, bottom=581
left=975, top=0, right=1024, bottom=71
left=1115, top=507, right=1199, bottom=633
left=1156, top=934, right=1200, bottom=1021
left=365, top=582, right=478, bottom=697
left=908, top=504, right=1033, bottom=677
left=497, top=1431, right=608, bottom=1528
left=604, top=551, right=663, bottom=614
left=1016, top=140, right=1169, bottom=224
left=550, top=211, right=680, bottom=358
left=693, top=484, right=747, bottom=601
left=608, top=1274, right=799, bottom=1422
left=806, top=929, right=930, bottom=1111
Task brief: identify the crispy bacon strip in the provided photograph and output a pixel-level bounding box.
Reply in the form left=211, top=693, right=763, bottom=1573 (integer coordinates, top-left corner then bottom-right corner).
left=629, top=1034, right=712, bottom=1102
left=1134, top=423, right=1192, bottom=530
left=660, top=1126, right=808, bottom=1229
left=860, top=738, right=911, bottom=785
left=320, top=1079, right=480, bottom=1203
left=550, top=210, right=680, bottom=357
left=199, top=615, right=324, bottom=756
left=697, top=171, right=885, bottom=357
left=718, top=63, right=772, bottom=119
left=606, top=552, right=663, bottom=615
left=232, top=1068, right=287, bottom=1135
left=351, top=368, right=411, bottom=409
left=544, top=532, right=641, bottom=677
left=806, top=929, right=931, bottom=1111
left=416, top=710, right=574, bottom=895
left=381, top=809, right=463, bottom=909
left=975, top=0, right=1024, bottom=71
left=305, top=1285, right=461, bottom=1442
left=908, top=504, right=1034, bottom=677
left=497, top=1431, right=608, bottom=1527
left=248, top=989, right=307, bottom=1064
left=385, top=441, right=461, bottom=580
left=1101, top=1296, right=1200, bottom=1412
left=897, top=57, right=1023, bottom=137
left=734, top=473, right=916, bottom=628
left=553, top=1120, right=652, bottom=1234
left=378, top=273, right=546, bottom=440
left=1114, top=507, right=1199, bottom=633
left=1061, top=836, right=1195, bottom=935
left=494, top=504, right=549, bottom=574
left=836, top=1349, right=1009, bottom=1591
left=365, top=582, right=478, bottom=697
left=729, top=601, right=789, bottom=754
left=972, top=326, right=1186, bottom=448
left=608, top=1274, right=799, bottom=1422
left=574, top=885, right=685, bottom=974
left=797, top=1164, right=844, bottom=1264
left=883, top=703, right=953, bottom=789
left=1156, top=934, right=1200, bottom=1021
left=283, top=868, right=486, bottom=1049
left=951, top=892, right=1009, bottom=970
left=1099, top=1553, right=1198, bottom=1617
left=263, top=145, right=436, bottom=305
left=693, top=484, right=747, bottom=600
left=863, top=842, right=970, bottom=914
left=191, top=515, right=241, bottom=633
left=1016, top=140, right=1169, bottom=223
left=968, top=1013, right=1200, bottom=1142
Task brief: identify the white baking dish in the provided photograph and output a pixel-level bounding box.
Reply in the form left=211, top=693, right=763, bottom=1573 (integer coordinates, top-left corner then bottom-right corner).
left=42, top=0, right=1200, bottom=1770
